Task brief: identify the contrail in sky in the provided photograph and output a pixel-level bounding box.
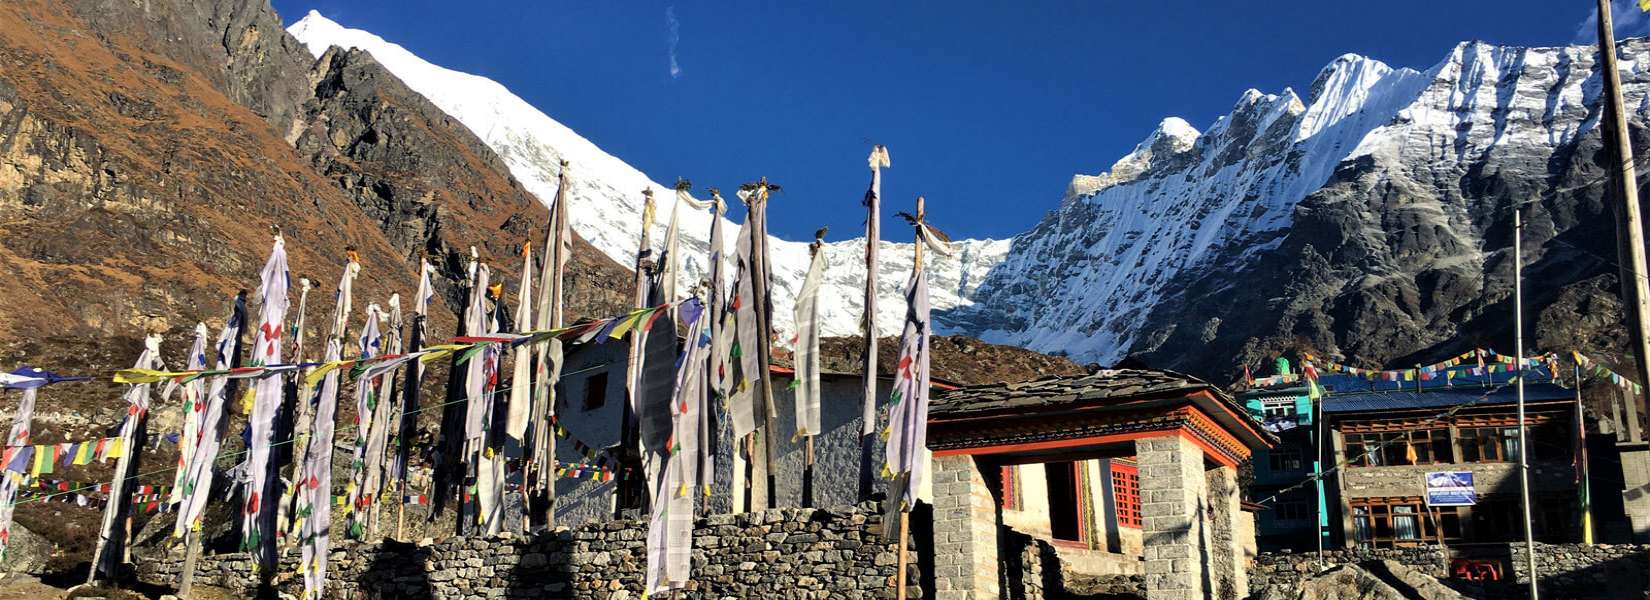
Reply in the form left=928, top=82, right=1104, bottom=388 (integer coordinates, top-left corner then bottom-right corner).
left=667, top=6, right=682, bottom=80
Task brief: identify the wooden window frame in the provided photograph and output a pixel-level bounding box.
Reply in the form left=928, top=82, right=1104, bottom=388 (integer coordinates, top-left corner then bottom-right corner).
left=1111, top=463, right=1141, bottom=530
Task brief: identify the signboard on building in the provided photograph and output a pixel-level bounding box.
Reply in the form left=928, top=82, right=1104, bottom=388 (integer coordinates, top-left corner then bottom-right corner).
left=1423, top=471, right=1476, bottom=506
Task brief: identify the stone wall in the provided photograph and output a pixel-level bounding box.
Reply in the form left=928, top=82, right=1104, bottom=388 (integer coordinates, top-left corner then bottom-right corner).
left=1510, top=542, right=1650, bottom=599
left=137, top=503, right=917, bottom=599
left=1252, top=543, right=1650, bottom=600
left=1247, top=546, right=1448, bottom=592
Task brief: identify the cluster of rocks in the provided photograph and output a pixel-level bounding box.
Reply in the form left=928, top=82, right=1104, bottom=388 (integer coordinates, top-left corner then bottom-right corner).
left=138, top=502, right=917, bottom=599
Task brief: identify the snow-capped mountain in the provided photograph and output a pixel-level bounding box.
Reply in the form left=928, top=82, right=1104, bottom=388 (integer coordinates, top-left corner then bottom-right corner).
left=951, top=37, right=1650, bottom=375
left=289, top=12, right=1008, bottom=342
left=293, top=9, right=1650, bottom=376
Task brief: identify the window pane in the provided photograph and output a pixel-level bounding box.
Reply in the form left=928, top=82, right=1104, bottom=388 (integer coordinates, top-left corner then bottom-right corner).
left=1502, top=428, right=1521, bottom=462
left=1393, top=506, right=1419, bottom=540
left=1432, top=434, right=1453, bottom=464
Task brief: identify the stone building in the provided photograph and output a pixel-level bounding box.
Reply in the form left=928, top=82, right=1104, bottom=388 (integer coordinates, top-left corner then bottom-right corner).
left=1322, top=383, right=1592, bottom=548
left=924, top=368, right=1274, bottom=600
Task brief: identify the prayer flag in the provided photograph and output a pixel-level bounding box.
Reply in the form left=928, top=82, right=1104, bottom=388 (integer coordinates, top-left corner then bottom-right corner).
left=792, top=239, right=827, bottom=438
left=297, top=255, right=356, bottom=600
left=645, top=298, right=707, bottom=597
left=885, top=220, right=938, bottom=529
left=186, top=297, right=248, bottom=534
left=0, top=387, right=36, bottom=562
left=344, top=304, right=383, bottom=539
left=93, top=334, right=162, bottom=581
left=242, top=237, right=290, bottom=571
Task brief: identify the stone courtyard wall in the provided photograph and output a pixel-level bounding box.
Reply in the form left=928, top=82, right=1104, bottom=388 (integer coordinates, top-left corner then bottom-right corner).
left=137, top=502, right=918, bottom=599
left=1510, top=542, right=1650, bottom=599
left=1251, top=543, right=1650, bottom=600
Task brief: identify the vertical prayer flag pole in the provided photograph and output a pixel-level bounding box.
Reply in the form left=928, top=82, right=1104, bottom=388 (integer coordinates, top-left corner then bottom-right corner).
left=700, top=187, right=727, bottom=509
left=748, top=178, right=781, bottom=510
left=860, top=145, right=889, bottom=501
left=619, top=188, right=657, bottom=517
left=796, top=229, right=827, bottom=508
left=89, top=334, right=163, bottom=585
left=530, top=161, right=573, bottom=528
left=887, top=194, right=946, bottom=600
left=178, top=293, right=247, bottom=599
left=397, top=260, right=434, bottom=540
left=896, top=196, right=925, bottom=600
left=507, top=241, right=534, bottom=532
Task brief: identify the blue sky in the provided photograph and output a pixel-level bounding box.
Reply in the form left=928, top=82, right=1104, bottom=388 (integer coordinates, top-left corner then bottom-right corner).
left=275, top=1, right=1637, bottom=243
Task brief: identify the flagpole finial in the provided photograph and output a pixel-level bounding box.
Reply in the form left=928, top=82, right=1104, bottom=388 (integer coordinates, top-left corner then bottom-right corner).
left=869, top=145, right=890, bottom=170
left=674, top=178, right=692, bottom=192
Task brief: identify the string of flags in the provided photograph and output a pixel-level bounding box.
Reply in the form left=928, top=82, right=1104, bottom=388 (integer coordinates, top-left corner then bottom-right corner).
left=1572, top=351, right=1645, bottom=395
left=0, top=301, right=682, bottom=392
left=1300, top=348, right=1557, bottom=383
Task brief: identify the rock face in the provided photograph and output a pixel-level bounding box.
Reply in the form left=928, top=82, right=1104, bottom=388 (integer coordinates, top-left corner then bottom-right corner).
left=0, top=0, right=630, bottom=397
left=0, top=0, right=632, bottom=568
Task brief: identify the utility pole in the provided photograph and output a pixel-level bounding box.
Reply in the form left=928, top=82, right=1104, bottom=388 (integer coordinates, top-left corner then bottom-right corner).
left=1513, top=202, right=1540, bottom=600
left=1576, top=362, right=1595, bottom=545
left=1598, top=0, right=1649, bottom=444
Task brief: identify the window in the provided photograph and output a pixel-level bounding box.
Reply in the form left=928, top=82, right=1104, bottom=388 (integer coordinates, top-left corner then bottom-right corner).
left=1350, top=498, right=1459, bottom=548
left=1274, top=500, right=1312, bottom=523
left=1111, top=464, right=1141, bottom=529
left=1458, top=427, right=1520, bottom=463
left=1344, top=429, right=1451, bottom=466
left=1268, top=450, right=1304, bottom=473
left=582, top=371, right=609, bottom=411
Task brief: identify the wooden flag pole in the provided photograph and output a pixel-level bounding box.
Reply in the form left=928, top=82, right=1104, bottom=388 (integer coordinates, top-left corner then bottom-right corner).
left=859, top=146, right=889, bottom=502
left=751, top=178, right=781, bottom=510
left=178, top=527, right=202, bottom=598
left=893, top=195, right=925, bottom=600
left=896, top=511, right=911, bottom=600
left=617, top=188, right=656, bottom=518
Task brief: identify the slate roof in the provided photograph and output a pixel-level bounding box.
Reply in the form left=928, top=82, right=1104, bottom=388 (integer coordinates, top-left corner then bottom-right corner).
left=930, top=367, right=1276, bottom=449
left=931, top=368, right=1216, bottom=418
left=1322, top=383, right=1575, bottom=414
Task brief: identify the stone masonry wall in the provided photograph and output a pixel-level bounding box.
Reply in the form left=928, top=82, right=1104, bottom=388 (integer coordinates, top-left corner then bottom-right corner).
left=1247, top=546, right=1447, bottom=593
left=1510, top=542, right=1650, bottom=599
left=137, top=503, right=918, bottom=599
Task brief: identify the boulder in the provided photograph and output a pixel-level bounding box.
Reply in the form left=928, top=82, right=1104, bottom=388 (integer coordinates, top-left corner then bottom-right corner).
left=2, top=524, right=55, bottom=576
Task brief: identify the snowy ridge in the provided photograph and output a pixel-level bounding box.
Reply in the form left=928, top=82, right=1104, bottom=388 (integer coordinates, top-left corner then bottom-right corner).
left=288, top=12, right=1007, bottom=341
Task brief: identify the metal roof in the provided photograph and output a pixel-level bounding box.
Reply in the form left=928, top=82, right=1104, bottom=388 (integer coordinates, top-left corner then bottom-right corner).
left=1321, top=382, right=1575, bottom=414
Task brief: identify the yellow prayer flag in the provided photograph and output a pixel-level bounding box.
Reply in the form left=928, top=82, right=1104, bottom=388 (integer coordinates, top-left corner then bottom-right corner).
left=113, top=368, right=178, bottom=384
left=607, top=309, right=651, bottom=340
left=73, top=443, right=93, bottom=465
left=29, top=446, right=47, bottom=478
left=106, top=437, right=126, bottom=459
left=1641, top=0, right=1650, bottom=12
